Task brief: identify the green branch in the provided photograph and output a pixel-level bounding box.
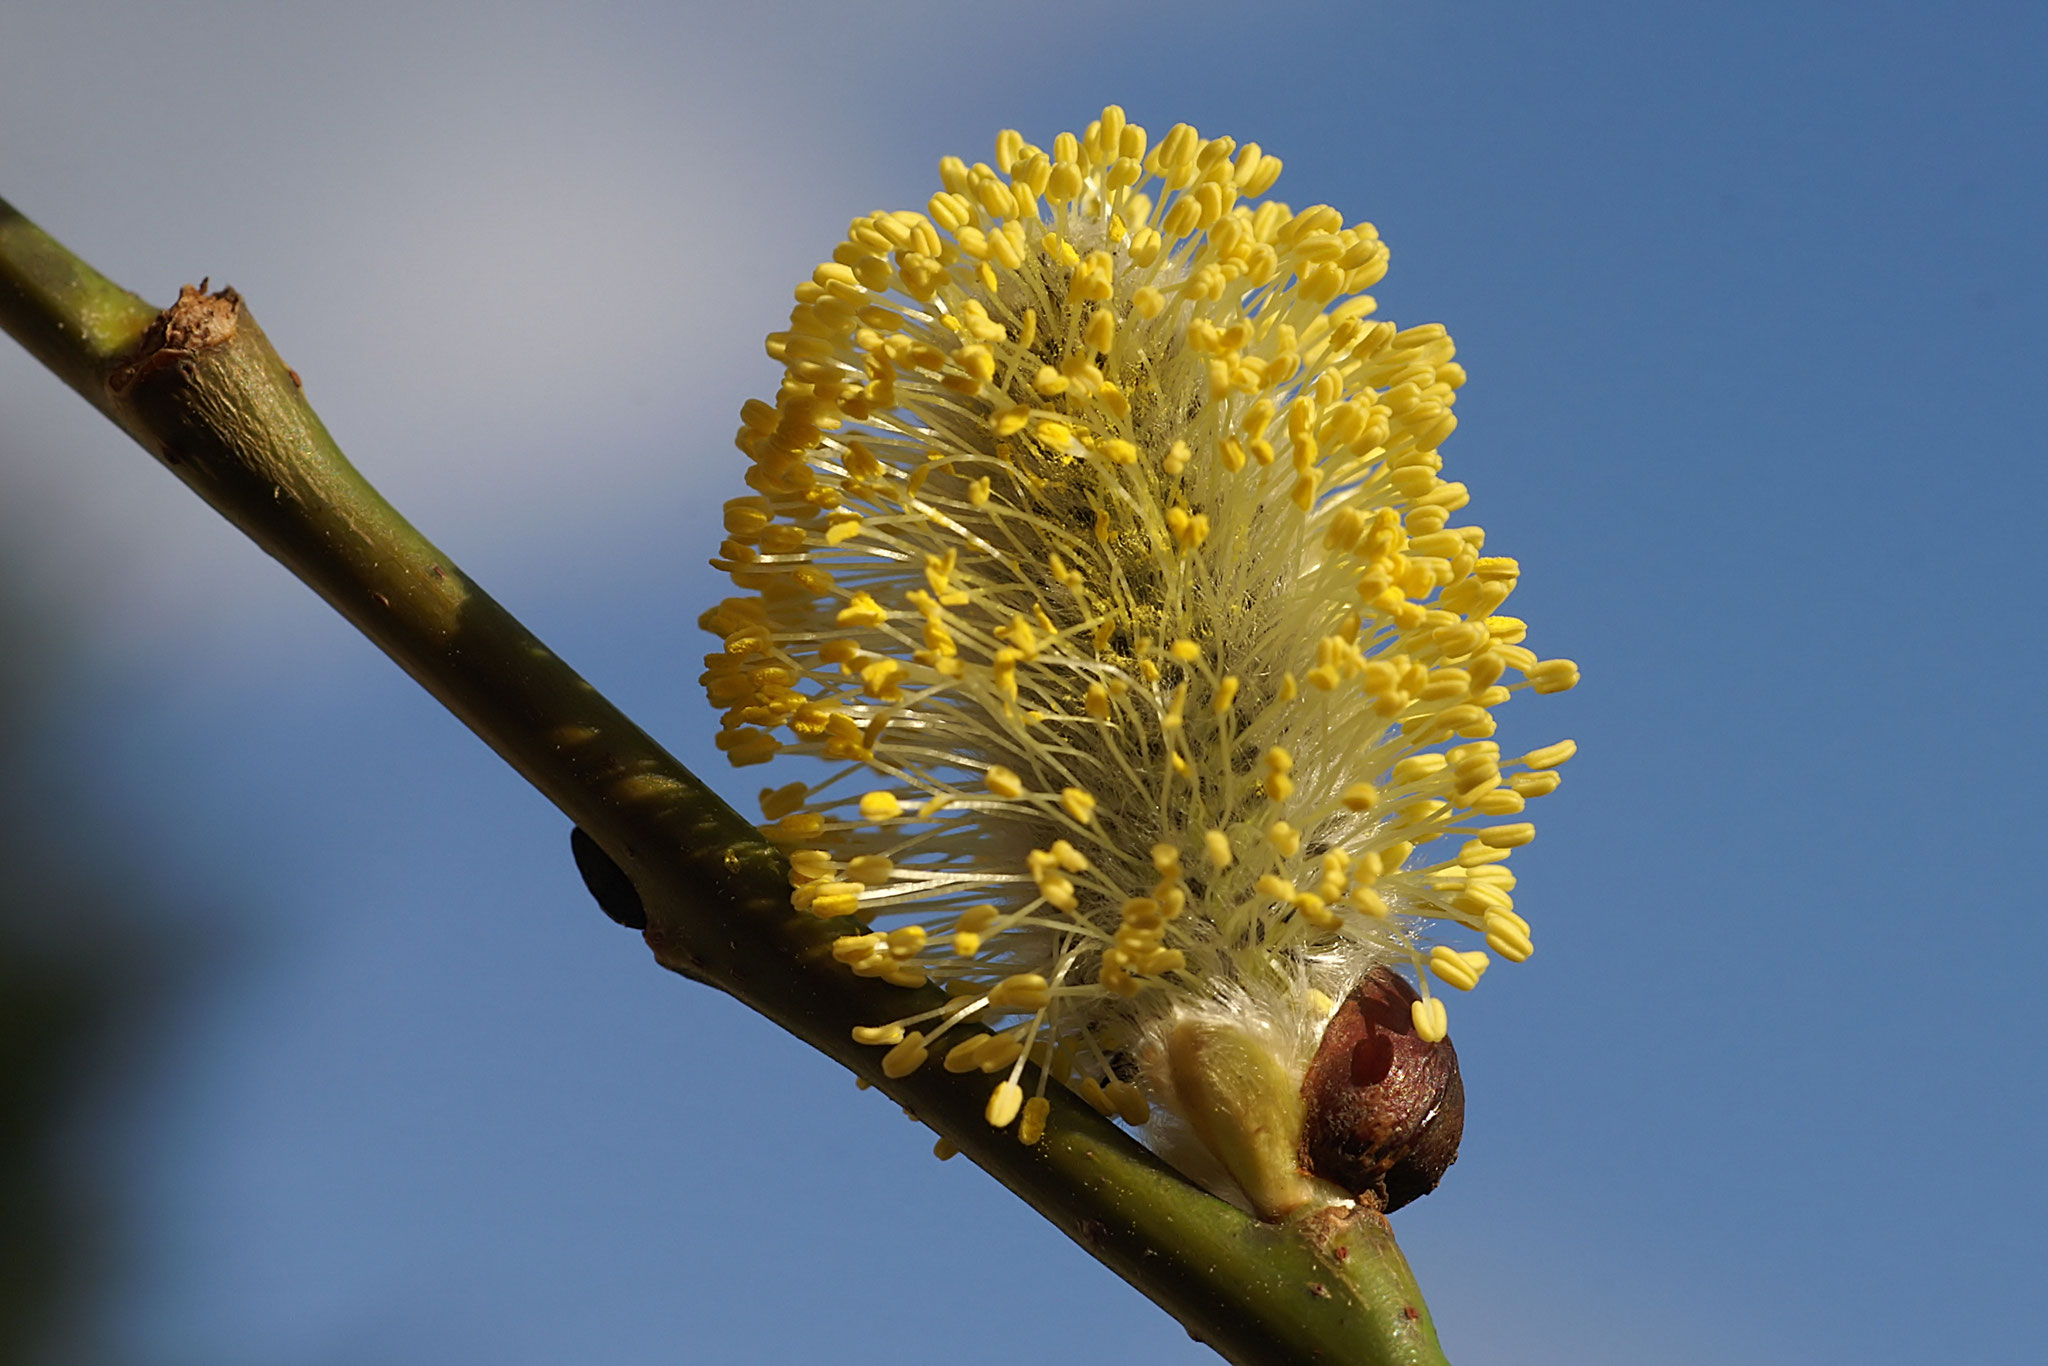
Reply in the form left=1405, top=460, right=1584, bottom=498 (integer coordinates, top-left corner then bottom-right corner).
left=0, top=195, right=1451, bottom=1366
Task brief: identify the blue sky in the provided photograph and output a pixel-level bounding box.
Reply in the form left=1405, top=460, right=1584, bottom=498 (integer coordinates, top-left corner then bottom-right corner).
left=3, top=2, right=2044, bottom=1362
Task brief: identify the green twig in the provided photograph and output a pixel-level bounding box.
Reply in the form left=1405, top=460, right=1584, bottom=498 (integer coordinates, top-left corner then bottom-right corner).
left=0, top=195, right=1451, bottom=1366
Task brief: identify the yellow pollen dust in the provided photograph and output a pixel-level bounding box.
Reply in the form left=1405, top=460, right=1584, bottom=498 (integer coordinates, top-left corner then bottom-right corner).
left=701, top=105, right=1579, bottom=1146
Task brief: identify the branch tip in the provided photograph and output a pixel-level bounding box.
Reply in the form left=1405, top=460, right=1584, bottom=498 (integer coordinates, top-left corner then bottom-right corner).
left=109, top=280, right=239, bottom=394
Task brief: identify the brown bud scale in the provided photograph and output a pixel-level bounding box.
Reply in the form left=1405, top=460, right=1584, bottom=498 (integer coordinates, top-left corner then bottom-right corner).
left=1298, top=967, right=1464, bottom=1212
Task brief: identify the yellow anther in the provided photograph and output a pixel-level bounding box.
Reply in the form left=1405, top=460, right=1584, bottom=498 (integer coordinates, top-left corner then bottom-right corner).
left=1341, top=782, right=1380, bottom=811
left=1411, top=997, right=1449, bottom=1043
left=1073, top=250, right=1116, bottom=301
left=1119, top=896, right=1162, bottom=928
left=1037, top=418, right=1075, bottom=447
left=1296, top=893, right=1341, bottom=930
left=1266, top=821, right=1302, bottom=857
left=1527, top=658, right=1580, bottom=694
left=988, top=973, right=1052, bottom=1011
left=955, top=343, right=996, bottom=385
left=977, top=1036, right=1025, bottom=1073
left=1204, top=828, right=1233, bottom=869
left=1212, top=675, right=1241, bottom=715
left=1256, top=874, right=1298, bottom=903
left=812, top=640, right=858, bottom=675
left=1392, top=753, right=1448, bottom=784
left=859, top=657, right=907, bottom=701
left=1170, top=638, right=1202, bottom=663
left=1448, top=880, right=1513, bottom=916
left=1489, top=618, right=1533, bottom=650
left=1103, top=1079, right=1151, bottom=1126
left=882, top=1031, right=931, bottom=1078
left=1315, top=850, right=1352, bottom=901
left=832, top=932, right=882, bottom=963
left=767, top=811, right=825, bottom=843
left=859, top=791, right=903, bottom=821
left=836, top=592, right=885, bottom=627
left=851, top=1023, right=904, bottom=1046
left=1061, top=787, right=1098, bottom=824
left=996, top=613, right=1042, bottom=659
left=758, top=781, right=808, bottom=821
left=886, top=925, right=927, bottom=957
left=1262, top=746, right=1295, bottom=800
left=1085, top=307, right=1117, bottom=354
left=1349, top=885, right=1391, bottom=918
left=944, top=1035, right=991, bottom=1073
left=1479, top=822, right=1536, bottom=848
left=1020, top=1096, right=1050, bottom=1144
left=988, top=221, right=1027, bottom=270
left=1451, top=748, right=1500, bottom=780
left=1521, top=739, right=1577, bottom=770
left=1050, top=839, right=1090, bottom=872
left=1164, top=439, right=1191, bottom=475
left=723, top=498, right=772, bottom=537
left=994, top=129, right=1026, bottom=175
left=1407, top=798, right=1449, bottom=826
left=787, top=849, right=835, bottom=886
left=1484, top=910, right=1534, bottom=962
left=807, top=882, right=864, bottom=918
left=1474, top=788, right=1526, bottom=815
left=985, top=766, right=1025, bottom=799
left=1458, top=839, right=1512, bottom=867
left=957, top=904, right=1000, bottom=933
left=975, top=176, right=1017, bottom=218
left=1428, top=945, right=1490, bottom=991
